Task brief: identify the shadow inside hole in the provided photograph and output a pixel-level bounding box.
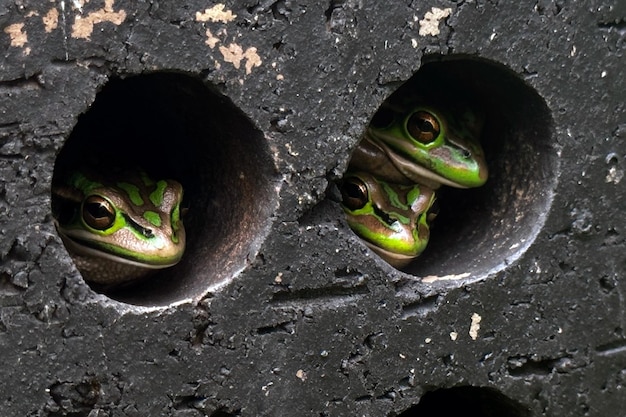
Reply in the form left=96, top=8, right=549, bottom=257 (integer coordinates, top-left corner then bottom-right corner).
left=52, top=72, right=277, bottom=306
left=396, top=386, right=532, bottom=417
left=211, top=411, right=240, bottom=417
left=385, top=55, right=559, bottom=280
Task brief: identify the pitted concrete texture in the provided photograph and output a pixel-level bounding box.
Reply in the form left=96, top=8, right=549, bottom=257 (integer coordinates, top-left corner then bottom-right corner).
left=0, top=1, right=624, bottom=416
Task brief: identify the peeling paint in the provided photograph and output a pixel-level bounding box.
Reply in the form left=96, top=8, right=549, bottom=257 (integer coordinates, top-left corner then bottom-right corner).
left=418, top=7, right=452, bottom=36
left=219, top=43, right=262, bottom=75
left=205, top=28, right=220, bottom=48
left=43, top=8, right=59, bottom=33
left=71, top=0, right=126, bottom=40
left=4, top=23, right=28, bottom=47
left=196, top=4, right=237, bottom=23
left=197, top=7, right=261, bottom=76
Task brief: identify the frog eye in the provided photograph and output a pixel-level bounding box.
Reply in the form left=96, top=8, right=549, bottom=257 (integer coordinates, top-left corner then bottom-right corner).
left=406, top=110, right=441, bottom=144
left=341, top=177, right=369, bottom=211
left=82, top=195, right=116, bottom=230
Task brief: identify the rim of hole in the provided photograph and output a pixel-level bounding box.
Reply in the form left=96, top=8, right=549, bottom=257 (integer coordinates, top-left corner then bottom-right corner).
left=52, top=71, right=279, bottom=307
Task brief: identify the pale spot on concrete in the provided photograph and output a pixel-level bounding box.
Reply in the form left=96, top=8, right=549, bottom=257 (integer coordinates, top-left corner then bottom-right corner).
left=295, top=369, right=307, bottom=381
left=419, top=7, right=452, bottom=36
left=71, top=0, right=126, bottom=40
left=469, top=313, right=482, bottom=340
left=5, top=23, right=28, bottom=47
left=43, top=8, right=59, bottom=32
left=196, top=4, right=236, bottom=23
left=219, top=43, right=262, bottom=74
left=205, top=28, right=220, bottom=48
left=606, top=166, right=623, bottom=184
left=242, top=47, right=262, bottom=74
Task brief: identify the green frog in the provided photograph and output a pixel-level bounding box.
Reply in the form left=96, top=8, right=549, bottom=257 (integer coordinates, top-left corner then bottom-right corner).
left=51, top=169, right=186, bottom=285
left=343, top=98, right=487, bottom=267
left=349, top=101, right=488, bottom=189
left=340, top=171, right=436, bottom=268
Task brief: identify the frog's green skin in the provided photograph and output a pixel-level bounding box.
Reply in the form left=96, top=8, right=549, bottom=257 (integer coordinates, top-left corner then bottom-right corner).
left=349, top=102, right=488, bottom=190
left=343, top=99, right=487, bottom=267
left=52, top=170, right=185, bottom=285
left=340, top=171, right=436, bottom=268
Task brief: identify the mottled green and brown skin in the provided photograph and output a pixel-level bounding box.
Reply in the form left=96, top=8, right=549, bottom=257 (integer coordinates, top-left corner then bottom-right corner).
left=52, top=169, right=185, bottom=285
left=340, top=172, right=435, bottom=268
left=341, top=99, right=487, bottom=267
left=349, top=101, right=488, bottom=189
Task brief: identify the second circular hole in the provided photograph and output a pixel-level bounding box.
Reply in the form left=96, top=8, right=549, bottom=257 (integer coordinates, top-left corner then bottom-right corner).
left=345, top=55, right=558, bottom=280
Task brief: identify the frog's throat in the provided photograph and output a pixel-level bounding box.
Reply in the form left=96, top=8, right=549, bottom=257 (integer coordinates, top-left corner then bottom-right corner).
left=363, top=240, right=416, bottom=268
left=364, top=133, right=469, bottom=189
left=56, top=227, right=181, bottom=269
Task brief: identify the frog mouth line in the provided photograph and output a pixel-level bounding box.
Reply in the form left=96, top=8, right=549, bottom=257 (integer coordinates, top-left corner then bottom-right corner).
left=361, top=240, right=416, bottom=269
left=364, top=133, right=467, bottom=189
left=56, top=227, right=181, bottom=269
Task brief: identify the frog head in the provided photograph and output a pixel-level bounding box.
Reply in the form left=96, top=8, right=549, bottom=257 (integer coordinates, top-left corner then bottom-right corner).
left=52, top=170, right=186, bottom=284
left=339, top=171, right=436, bottom=267
left=366, top=101, right=488, bottom=189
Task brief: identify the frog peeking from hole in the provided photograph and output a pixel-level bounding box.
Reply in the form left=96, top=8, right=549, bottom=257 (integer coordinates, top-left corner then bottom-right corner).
left=51, top=167, right=186, bottom=286
left=339, top=93, right=488, bottom=268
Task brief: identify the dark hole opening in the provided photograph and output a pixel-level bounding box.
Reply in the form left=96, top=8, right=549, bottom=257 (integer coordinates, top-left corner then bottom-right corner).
left=358, top=55, right=558, bottom=280
left=52, top=72, right=277, bottom=306
left=396, top=386, right=532, bottom=417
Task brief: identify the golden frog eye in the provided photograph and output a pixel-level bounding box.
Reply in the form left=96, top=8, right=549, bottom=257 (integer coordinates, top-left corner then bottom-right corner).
left=341, top=177, right=369, bottom=211
left=82, top=195, right=116, bottom=230
left=406, top=110, right=441, bottom=144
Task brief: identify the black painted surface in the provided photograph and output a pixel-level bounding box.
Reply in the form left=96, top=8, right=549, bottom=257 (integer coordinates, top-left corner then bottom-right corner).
left=0, top=1, right=624, bottom=416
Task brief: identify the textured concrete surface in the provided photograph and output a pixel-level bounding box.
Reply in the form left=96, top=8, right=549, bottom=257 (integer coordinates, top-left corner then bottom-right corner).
left=0, top=1, right=625, bottom=416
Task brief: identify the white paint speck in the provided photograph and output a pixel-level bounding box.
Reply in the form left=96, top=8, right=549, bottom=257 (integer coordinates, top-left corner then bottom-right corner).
left=418, top=7, right=452, bottom=36
left=285, top=143, right=299, bottom=156
left=606, top=166, right=624, bottom=184
left=450, top=331, right=458, bottom=341
left=469, top=313, right=482, bottom=340
left=601, top=70, right=607, bottom=78
left=261, top=382, right=273, bottom=396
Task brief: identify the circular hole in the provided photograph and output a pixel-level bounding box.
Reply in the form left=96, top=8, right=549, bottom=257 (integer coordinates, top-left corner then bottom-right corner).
left=346, top=55, right=557, bottom=280
left=395, top=386, right=531, bottom=417
left=51, top=72, right=278, bottom=306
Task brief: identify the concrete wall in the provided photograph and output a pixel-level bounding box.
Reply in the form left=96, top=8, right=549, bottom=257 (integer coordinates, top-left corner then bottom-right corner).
left=0, top=1, right=624, bottom=415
